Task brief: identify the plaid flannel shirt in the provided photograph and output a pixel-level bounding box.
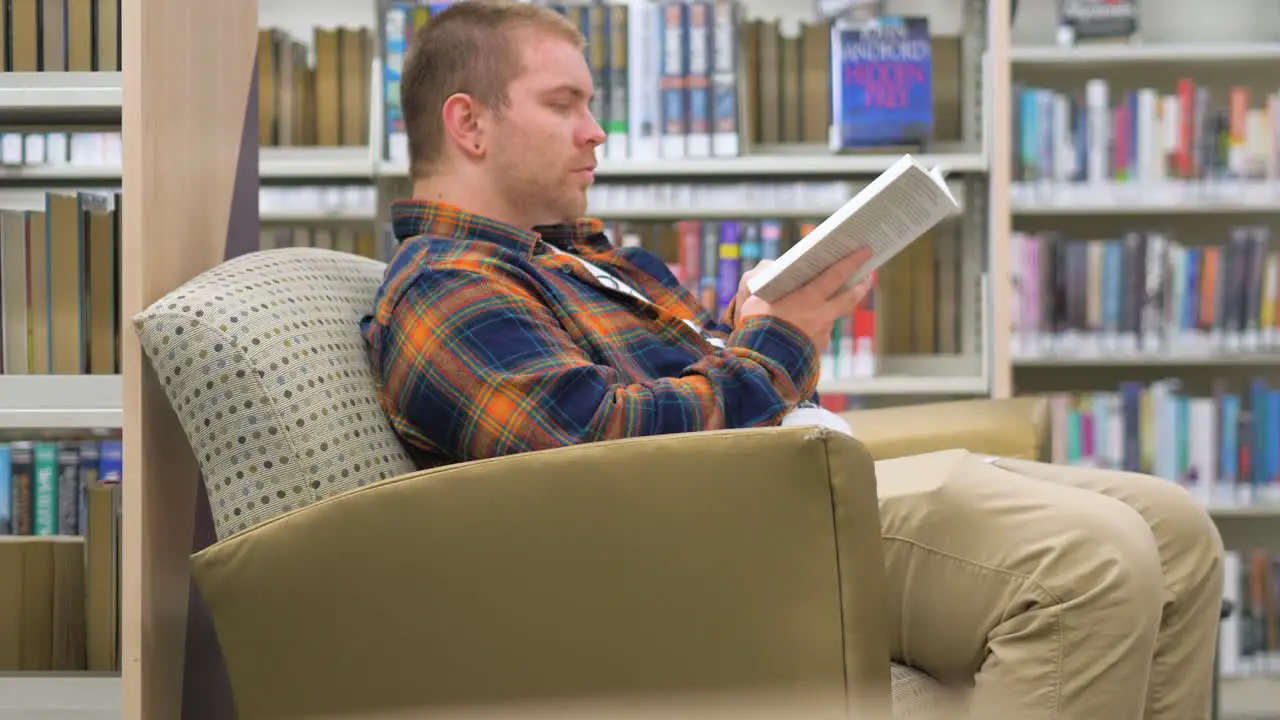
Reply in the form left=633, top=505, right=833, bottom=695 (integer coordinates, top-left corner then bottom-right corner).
left=360, top=200, right=820, bottom=469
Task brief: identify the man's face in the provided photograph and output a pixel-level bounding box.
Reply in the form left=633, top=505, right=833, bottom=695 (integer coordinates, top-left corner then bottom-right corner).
left=486, top=29, right=604, bottom=226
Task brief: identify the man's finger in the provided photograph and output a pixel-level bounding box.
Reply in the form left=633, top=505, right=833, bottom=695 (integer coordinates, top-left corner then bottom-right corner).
left=828, top=269, right=875, bottom=310
left=805, top=248, right=872, bottom=300
left=742, top=258, right=773, bottom=280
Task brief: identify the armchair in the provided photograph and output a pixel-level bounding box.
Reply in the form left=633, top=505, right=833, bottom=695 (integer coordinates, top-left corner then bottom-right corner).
left=134, top=248, right=1048, bottom=719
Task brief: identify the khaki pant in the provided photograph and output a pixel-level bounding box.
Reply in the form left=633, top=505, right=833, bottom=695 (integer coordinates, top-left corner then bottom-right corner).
left=877, top=450, right=1225, bottom=720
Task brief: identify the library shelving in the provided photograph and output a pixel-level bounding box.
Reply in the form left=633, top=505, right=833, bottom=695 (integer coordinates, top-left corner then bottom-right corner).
left=1005, top=0, right=1280, bottom=713
left=0, top=16, right=128, bottom=720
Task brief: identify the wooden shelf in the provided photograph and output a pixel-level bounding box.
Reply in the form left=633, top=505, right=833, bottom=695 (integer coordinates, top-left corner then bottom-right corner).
left=1013, top=351, right=1280, bottom=367
left=0, top=72, right=121, bottom=125
left=1011, top=42, right=1280, bottom=65
left=818, top=375, right=989, bottom=396
left=0, top=375, right=122, bottom=430
left=381, top=148, right=988, bottom=180
left=0, top=674, right=121, bottom=718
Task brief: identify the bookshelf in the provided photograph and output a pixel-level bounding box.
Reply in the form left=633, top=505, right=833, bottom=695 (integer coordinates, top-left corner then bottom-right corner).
left=0, top=5, right=129, bottom=716
left=1005, top=0, right=1280, bottom=712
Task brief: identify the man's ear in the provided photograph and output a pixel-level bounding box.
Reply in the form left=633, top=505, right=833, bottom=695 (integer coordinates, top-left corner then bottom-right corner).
left=441, top=92, right=486, bottom=160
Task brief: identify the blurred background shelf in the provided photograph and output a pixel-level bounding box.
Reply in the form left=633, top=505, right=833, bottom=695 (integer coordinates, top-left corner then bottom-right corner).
left=0, top=375, right=122, bottom=430
left=1010, top=41, right=1280, bottom=64
left=0, top=72, right=121, bottom=125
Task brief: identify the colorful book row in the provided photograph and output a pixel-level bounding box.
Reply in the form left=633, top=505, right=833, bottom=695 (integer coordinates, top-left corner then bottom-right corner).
left=0, top=437, right=122, bottom=537
left=1010, top=227, right=1280, bottom=359
left=1042, top=378, right=1280, bottom=509
left=1013, top=78, right=1280, bottom=186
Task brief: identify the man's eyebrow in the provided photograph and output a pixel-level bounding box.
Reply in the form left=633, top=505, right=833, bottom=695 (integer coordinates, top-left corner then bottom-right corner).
left=541, top=84, right=592, bottom=102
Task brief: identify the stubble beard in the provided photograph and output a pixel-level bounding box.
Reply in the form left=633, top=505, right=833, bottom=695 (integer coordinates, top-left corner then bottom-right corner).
left=494, top=156, right=585, bottom=227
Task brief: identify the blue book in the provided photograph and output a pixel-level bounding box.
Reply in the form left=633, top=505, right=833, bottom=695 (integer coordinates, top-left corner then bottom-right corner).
left=830, top=16, right=933, bottom=151
left=0, top=444, right=10, bottom=534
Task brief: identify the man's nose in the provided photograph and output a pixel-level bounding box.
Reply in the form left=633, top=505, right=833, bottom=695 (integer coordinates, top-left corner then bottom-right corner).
left=582, top=113, right=606, bottom=146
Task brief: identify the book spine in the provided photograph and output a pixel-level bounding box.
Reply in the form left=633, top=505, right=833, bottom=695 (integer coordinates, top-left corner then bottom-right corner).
left=658, top=1, right=687, bottom=158
left=605, top=2, right=629, bottom=160
left=709, top=0, right=739, bottom=157
left=56, top=441, right=79, bottom=535
left=32, top=441, right=57, bottom=536
left=9, top=442, right=33, bottom=535
left=716, top=220, right=740, bottom=317
left=381, top=3, right=410, bottom=163
left=683, top=1, right=711, bottom=157
left=0, top=444, right=10, bottom=534
left=625, top=0, right=659, bottom=161
left=699, top=221, right=719, bottom=313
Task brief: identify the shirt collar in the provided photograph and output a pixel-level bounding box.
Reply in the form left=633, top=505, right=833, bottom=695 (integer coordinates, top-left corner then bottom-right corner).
left=389, top=199, right=612, bottom=258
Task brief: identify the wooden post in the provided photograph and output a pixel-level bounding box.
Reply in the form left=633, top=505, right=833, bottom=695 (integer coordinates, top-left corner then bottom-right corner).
left=987, top=0, right=1013, bottom=399
left=120, top=0, right=260, bottom=717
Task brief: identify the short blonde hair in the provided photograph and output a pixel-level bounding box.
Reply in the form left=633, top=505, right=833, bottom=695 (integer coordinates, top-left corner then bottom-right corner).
left=401, top=0, right=584, bottom=178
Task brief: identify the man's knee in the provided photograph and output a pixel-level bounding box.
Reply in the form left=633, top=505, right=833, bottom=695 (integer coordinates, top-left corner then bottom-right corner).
left=994, top=456, right=1225, bottom=601
left=1053, top=492, right=1166, bottom=615
left=1127, top=473, right=1226, bottom=593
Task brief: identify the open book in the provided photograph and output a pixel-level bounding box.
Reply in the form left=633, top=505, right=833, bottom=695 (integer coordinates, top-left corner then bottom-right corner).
left=745, top=154, right=961, bottom=303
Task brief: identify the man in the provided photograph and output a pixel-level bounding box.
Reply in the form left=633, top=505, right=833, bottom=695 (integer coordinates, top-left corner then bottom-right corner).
left=360, top=3, right=1224, bottom=719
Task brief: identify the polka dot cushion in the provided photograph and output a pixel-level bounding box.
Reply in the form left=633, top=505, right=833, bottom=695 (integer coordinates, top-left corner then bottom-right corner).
left=133, top=247, right=417, bottom=541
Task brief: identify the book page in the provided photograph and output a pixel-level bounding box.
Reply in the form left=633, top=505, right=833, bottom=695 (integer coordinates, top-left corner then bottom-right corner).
left=749, top=164, right=958, bottom=302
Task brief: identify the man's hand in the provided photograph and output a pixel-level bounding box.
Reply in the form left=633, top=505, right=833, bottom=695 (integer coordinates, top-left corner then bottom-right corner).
left=730, top=259, right=773, bottom=326
left=737, top=249, right=875, bottom=355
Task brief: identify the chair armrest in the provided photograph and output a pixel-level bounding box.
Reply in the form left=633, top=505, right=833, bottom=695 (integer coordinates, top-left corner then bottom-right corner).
left=840, top=396, right=1049, bottom=461
left=190, top=426, right=893, bottom=720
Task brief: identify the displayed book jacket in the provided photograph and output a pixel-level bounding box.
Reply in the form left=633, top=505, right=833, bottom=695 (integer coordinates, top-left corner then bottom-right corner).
left=829, top=15, right=934, bottom=151
left=1056, top=0, right=1138, bottom=45
left=745, top=154, right=960, bottom=303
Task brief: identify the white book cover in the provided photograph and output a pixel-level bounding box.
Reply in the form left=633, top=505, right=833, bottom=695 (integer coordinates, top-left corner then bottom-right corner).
left=626, top=0, right=661, bottom=161
left=746, top=154, right=960, bottom=303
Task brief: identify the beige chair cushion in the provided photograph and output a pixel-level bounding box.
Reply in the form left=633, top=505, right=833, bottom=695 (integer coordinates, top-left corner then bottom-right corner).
left=133, top=248, right=418, bottom=541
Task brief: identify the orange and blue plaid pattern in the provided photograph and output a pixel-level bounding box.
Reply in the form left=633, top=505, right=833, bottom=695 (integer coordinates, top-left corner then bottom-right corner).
left=360, top=199, right=821, bottom=469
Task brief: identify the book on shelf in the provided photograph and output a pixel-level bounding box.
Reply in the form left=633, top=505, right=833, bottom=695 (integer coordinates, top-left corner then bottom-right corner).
left=0, top=436, right=122, bottom=672
left=259, top=25, right=374, bottom=148
left=0, top=190, right=121, bottom=376
left=1012, top=77, right=1280, bottom=190
left=378, top=0, right=966, bottom=163
left=0, top=0, right=120, bottom=72
left=830, top=16, right=934, bottom=151
left=747, top=154, right=960, bottom=303
left=1056, top=0, right=1138, bottom=46
left=1011, top=227, right=1280, bottom=359
left=0, top=131, right=120, bottom=168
